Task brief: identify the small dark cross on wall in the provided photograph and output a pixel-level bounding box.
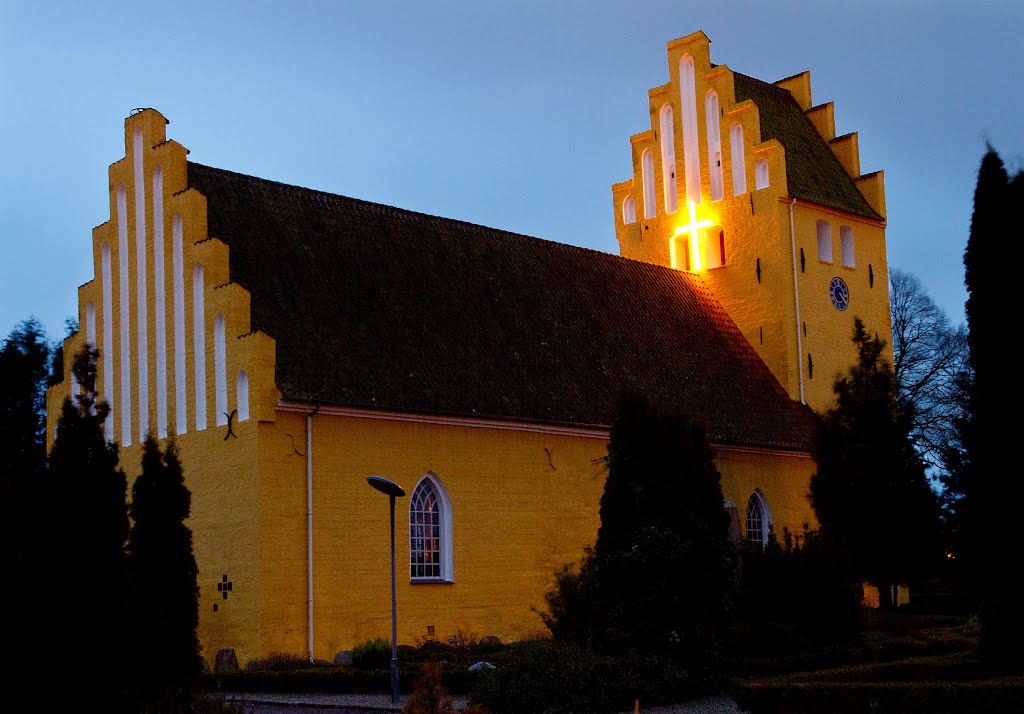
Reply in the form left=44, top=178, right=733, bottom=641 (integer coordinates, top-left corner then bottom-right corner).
left=217, top=574, right=233, bottom=600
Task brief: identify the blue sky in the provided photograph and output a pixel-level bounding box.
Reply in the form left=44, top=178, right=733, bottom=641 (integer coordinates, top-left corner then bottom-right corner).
left=2, top=0, right=1022, bottom=341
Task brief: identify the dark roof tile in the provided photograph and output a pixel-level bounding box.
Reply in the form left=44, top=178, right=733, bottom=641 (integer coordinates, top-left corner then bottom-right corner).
left=734, top=72, right=882, bottom=220
left=188, top=162, right=814, bottom=449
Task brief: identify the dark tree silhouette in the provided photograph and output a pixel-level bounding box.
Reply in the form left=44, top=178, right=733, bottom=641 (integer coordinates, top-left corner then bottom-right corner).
left=45, top=347, right=128, bottom=708
left=127, top=435, right=201, bottom=710
left=551, top=393, right=734, bottom=680
left=0, top=319, right=50, bottom=679
left=964, top=147, right=1024, bottom=669
left=810, top=319, right=941, bottom=610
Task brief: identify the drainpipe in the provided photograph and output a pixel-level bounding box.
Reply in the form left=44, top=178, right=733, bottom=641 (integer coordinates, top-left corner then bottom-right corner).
left=788, top=198, right=806, bottom=404
left=306, top=403, right=320, bottom=662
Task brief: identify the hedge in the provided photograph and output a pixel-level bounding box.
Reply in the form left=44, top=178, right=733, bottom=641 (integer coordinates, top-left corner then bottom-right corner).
left=732, top=678, right=1024, bottom=714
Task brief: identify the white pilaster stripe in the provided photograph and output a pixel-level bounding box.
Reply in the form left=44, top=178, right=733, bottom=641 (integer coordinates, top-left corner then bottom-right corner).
left=86, top=301, right=96, bottom=347
left=173, top=214, right=187, bottom=435
left=153, top=166, right=167, bottom=438
left=193, top=263, right=207, bottom=431
left=102, top=244, right=113, bottom=442
left=133, top=128, right=149, bottom=439
left=214, top=313, right=227, bottom=426
left=117, top=185, right=132, bottom=445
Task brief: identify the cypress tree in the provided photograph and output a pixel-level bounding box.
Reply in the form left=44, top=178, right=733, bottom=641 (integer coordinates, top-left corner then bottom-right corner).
left=127, top=436, right=201, bottom=710
left=964, top=147, right=1024, bottom=669
left=810, top=319, right=941, bottom=609
left=592, top=393, right=734, bottom=679
left=45, top=347, right=128, bottom=707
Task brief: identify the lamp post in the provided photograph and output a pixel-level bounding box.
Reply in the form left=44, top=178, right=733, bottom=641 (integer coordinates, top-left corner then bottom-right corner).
left=366, top=475, right=406, bottom=705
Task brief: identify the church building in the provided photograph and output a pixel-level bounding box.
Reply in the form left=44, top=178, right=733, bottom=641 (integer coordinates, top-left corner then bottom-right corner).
left=46, top=31, right=891, bottom=666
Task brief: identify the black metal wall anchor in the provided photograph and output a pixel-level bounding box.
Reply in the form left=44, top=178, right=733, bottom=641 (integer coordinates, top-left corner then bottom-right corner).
left=223, top=409, right=238, bottom=440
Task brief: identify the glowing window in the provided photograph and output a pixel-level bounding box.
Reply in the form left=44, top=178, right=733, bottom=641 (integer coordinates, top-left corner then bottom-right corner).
left=817, top=220, right=833, bottom=262
left=730, top=123, right=746, bottom=195
left=755, top=159, right=769, bottom=190
left=706, top=90, right=723, bottom=201
left=409, top=475, right=453, bottom=582
left=660, top=103, right=678, bottom=213
left=641, top=150, right=656, bottom=219
left=622, top=195, right=636, bottom=225
left=841, top=225, right=855, bottom=267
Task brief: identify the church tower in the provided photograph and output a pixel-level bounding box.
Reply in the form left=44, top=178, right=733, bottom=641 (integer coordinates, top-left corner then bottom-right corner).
left=612, top=31, right=892, bottom=412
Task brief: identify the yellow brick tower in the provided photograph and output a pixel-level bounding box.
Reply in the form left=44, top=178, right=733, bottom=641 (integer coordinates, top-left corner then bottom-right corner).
left=612, top=31, right=892, bottom=411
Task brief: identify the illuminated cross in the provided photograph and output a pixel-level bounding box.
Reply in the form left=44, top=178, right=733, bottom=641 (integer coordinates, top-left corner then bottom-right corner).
left=671, top=201, right=713, bottom=271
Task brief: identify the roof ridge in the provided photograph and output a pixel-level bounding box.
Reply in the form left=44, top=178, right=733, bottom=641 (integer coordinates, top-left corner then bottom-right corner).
left=186, top=161, right=710, bottom=289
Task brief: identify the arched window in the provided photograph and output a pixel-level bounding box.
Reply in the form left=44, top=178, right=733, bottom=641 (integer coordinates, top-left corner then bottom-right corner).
left=746, top=490, right=771, bottom=548
left=236, top=370, right=249, bottom=422
left=641, top=150, right=656, bottom=219
left=659, top=104, right=678, bottom=213
left=622, top=195, right=636, bottom=225
left=679, top=54, right=701, bottom=204
left=705, top=90, right=723, bottom=201
left=840, top=225, right=855, bottom=267
left=409, top=474, right=454, bottom=582
left=214, top=313, right=227, bottom=426
left=193, top=263, right=206, bottom=431
left=755, top=159, right=770, bottom=190
left=816, top=220, right=833, bottom=262
left=730, top=123, right=746, bottom=195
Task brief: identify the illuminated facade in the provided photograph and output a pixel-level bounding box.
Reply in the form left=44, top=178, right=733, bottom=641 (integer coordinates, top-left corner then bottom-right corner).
left=613, top=31, right=891, bottom=412
left=46, top=31, right=889, bottom=665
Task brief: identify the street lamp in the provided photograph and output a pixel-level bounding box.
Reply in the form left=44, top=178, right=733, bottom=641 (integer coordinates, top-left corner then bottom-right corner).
left=366, top=475, right=406, bottom=704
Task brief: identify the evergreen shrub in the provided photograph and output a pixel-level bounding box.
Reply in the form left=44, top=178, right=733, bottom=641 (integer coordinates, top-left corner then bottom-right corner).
left=353, top=636, right=392, bottom=669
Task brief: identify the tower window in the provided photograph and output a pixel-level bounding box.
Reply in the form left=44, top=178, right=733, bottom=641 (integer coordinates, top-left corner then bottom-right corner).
left=641, top=149, right=656, bottom=219
left=840, top=225, right=855, bottom=267
left=660, top=104, right=678, bottom=214
left=755, top=159, right=769, bottom=190
left=730, top=123, right=746, bottom=195
left=816, top=220, right=833, bottom=262
left=706, top=90, right=723, bottom=201
left=622, top=195, right=637, bottom=225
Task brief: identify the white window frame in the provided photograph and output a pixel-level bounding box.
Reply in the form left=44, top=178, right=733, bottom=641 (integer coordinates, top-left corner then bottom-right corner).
left=840, top=225, right=855, bottom=267
left=755, top=159, right=769, bottom=190
left=745, top=489, right=772, bottom=548
left=622, top=195, right=636, bottom=225
left=409, top=472, right=454, bottom=583
left=816, top=220, right=833, bottom=263
left=641, top=149, right=656, bottom=219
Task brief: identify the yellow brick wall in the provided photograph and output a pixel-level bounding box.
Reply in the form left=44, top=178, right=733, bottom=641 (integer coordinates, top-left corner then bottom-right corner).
left=255, top=408, right=817, bottom=661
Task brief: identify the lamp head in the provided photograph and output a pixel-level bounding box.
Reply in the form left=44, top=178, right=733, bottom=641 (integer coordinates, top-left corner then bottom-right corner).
left=367, top=475, right=406, bottom=498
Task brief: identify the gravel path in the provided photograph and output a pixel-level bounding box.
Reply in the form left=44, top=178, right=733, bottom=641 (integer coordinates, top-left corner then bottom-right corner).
left=220, top=693, right=742, bottom=714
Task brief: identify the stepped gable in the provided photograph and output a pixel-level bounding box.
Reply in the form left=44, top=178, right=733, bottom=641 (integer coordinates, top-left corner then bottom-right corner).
left=187, top=162, right=814, bottom=449
left=734, top=72, right=882, bottom=220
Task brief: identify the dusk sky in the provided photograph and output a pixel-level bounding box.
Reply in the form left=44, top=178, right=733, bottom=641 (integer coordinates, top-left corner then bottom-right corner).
left=2, top=0, right=1022, bottom=341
